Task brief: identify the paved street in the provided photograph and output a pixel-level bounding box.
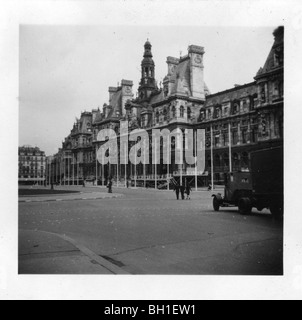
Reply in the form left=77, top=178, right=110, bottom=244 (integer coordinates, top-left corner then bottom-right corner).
left=19, top=186, right=283, bottom=275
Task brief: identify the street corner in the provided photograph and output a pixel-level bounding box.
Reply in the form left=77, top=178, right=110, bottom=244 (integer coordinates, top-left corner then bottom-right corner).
left=19, top=229, right=77, bottom=256
left=18, top=229, right=113, bottom=275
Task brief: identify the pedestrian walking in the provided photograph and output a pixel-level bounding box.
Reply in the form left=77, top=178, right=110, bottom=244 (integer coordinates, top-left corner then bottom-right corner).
left=180, top=185, right=185, bottom=200
left=107, top=178, right=113, bottom=193
left=185, top=181, right=192, bottom=200
left=174, top=184, right=180, bottom=200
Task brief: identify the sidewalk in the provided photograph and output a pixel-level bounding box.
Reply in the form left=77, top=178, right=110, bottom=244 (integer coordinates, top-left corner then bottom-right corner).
left=19, top=229, right=129, bottom=274
left=19, top=186, right=123, bottom=203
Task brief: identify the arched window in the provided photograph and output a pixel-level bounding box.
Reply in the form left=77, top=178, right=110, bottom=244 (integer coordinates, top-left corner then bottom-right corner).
left=232, top=102, right=239, bottom=115
left=214, top=106, right=221, bottom=119
left=180, top=106, right=185, bottom=118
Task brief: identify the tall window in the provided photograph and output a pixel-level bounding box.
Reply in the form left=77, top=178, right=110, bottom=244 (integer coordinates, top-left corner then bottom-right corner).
left=214, top=107, right=221, bottom=119
left=214, top=134, right=220, bottom=147
left=156, top=111, right=160, bottom=123
left=241, top=152, right=249, bottom=167
left=223, top=153, right=229, bottom=167
left=251, top=128, right=258, bottom=143
left=242, top=129, right=248, bottom=144
left=180, top=106, right=185, bottom=118
left=187, top=107, right=191, bottom=120
left=232, top=102, right=239, bottom=115
left=222, top=133, right=229, bottom=146
left=233, top=153, right=240, bottom=168
left=172, top=106, right=176, bottom=118
left=163, top=108, right=168, bottom=121
left=232, top=130, right=239, bottom=145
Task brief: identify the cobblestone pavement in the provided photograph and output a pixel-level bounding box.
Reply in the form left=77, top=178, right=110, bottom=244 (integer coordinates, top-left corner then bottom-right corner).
left=19, top=186, right=283, bottom=275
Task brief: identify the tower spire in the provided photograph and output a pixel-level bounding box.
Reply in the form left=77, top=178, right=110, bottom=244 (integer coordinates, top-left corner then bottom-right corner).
left=138, top=40, right=157, bottom=101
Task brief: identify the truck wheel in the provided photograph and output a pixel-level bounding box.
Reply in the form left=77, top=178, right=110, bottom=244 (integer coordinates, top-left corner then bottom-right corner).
left=238, top=198, right=252, bottom=215
left=213, top=197, right=220, bottom=212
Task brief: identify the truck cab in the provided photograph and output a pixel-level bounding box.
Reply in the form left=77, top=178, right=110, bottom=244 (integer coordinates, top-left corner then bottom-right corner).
left=212, top=171, right=254, bottom=215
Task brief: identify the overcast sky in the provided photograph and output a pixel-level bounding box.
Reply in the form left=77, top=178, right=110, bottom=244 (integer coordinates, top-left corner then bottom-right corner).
left=19, top=25, right=275, bottom=156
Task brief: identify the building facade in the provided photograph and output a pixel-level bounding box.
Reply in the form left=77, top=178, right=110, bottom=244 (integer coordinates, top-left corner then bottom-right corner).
left=48, top=27, right=283, bottom=188
left=18, top=146, right=46, bottom=185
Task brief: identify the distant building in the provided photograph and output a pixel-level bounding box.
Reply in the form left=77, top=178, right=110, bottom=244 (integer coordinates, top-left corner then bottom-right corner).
left=18, top=146, right=46, bottom=185
left=49, top=26, right=283, bottom=188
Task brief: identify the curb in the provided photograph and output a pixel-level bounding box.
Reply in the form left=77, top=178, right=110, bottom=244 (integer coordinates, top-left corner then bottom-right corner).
left=19, top=194, right=123, bottom=203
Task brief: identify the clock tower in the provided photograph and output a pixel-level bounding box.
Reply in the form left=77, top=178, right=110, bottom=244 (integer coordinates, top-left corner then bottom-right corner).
left=138, top=40, right=157, bottom=101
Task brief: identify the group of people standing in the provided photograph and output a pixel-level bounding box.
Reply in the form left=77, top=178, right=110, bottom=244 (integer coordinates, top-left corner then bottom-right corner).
left=173, top=181, right=192, bottom=200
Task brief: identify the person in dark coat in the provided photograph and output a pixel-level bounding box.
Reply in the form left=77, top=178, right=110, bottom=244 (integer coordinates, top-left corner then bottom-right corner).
left=185, top=182, right=192, bottom=200
left=180, top=185, right=185, bottom=200
left=174, top=184, right=180, bottom=200
left=107, top=179, right=113, bottom=193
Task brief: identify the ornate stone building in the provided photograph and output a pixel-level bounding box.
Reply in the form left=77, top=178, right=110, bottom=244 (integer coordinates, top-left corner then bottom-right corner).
left=49, top=26, right=283, bottom=188
left=18, top=146, right=46, bottom=185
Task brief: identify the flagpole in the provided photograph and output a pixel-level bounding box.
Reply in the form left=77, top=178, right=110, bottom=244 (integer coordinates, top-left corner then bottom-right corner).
left=167, top=137, right=170, bottom=191
left=102, top=150, right=105, bottom=187
left=211, top=124, right=214, bottom=190
left=117, top=149, right=119, bottom=188
left=155, top=136, right=157, bottom=189
left=63, top=154, right=66, bottom=186
left=229, top=122, right=233, bottom=173
left=143, top=138, right=146, bottom=188
left=59, top=156, right=61, bottom=185
left=134, top=142, right=137, bottom=188
left=195, top=130, right=198, bottom=192
left=77, top=154, right=79, bottom=186
left=125, top=144, right=127, bottom=188
left=95, top=145, right=98, bottom=186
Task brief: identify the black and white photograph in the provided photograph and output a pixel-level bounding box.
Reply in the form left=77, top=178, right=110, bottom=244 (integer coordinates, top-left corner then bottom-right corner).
left=1, top=0, right=302, bottom=301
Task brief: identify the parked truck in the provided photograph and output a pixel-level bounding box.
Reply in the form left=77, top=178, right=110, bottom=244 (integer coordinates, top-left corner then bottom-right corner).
left=212, top=146, right=283, bottom=218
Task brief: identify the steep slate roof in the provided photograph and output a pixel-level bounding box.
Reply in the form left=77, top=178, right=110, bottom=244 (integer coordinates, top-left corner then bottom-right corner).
left=204, top=82, right=257, bottom=107
left=256, top=26, right=283, bottom=77
left=149, top=89, right=165, bottom=105
left=94, top=111, right=104, bottom=124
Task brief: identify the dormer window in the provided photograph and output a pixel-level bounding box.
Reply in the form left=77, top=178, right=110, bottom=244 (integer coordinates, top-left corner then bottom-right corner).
left=232, top=102, right=239, bottom=115
left=199, top=111, right=205, bottom=121
left=207, top=109, right=212, bottom=119
left=214, top=107, right=221, bottom=119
